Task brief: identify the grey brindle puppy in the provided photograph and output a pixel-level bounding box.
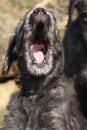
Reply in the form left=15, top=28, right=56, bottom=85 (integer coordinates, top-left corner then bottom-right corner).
left=2, top=7, right=87, bottom=130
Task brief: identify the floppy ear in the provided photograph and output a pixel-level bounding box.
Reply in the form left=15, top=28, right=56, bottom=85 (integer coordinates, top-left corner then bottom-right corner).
left=2, top=17, right=25, bottom=74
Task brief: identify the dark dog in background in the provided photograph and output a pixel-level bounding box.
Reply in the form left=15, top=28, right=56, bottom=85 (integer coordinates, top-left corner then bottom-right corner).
left=63, top=0, right=87, bottom=118
left=2, top=7, right=87, bottom=130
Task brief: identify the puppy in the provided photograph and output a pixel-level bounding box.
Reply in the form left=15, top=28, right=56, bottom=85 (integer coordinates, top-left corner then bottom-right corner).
left=2, top=7, right=87, bottom=130
left=64, top=0, right=87, bottom=118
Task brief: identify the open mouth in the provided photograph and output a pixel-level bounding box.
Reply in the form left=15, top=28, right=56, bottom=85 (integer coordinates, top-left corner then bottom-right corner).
left=29, top=20, right=50, bottom=66
left=30, top=37, right=49, bottom=66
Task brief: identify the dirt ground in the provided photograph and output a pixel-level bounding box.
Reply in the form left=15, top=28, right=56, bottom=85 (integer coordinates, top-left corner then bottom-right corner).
left=0, top=80, right=18, bottom=128
left=0, top=80, right=18, bottom=109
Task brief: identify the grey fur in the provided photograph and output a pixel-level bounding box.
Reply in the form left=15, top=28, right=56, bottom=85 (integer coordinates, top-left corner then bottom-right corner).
left=2, top=7, right=87, bottom=130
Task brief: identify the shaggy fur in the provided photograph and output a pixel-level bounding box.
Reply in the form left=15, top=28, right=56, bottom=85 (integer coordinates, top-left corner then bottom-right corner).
left=63, top=0, right=87, bottom=118
left=2, top=7, right=87, bottom=130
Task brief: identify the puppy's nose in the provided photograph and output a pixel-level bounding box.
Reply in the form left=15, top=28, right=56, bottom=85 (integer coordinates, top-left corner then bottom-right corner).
left=33, top=8, right=46, bottom=15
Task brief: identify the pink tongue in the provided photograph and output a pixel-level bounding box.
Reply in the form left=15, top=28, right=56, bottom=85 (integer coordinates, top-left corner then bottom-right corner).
left=34, top=51, right=44, bottom=64
left=31, top=44, right=45, bottom=64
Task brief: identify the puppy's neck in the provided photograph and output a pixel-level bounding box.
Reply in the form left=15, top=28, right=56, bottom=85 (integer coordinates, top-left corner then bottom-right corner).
left=20, top=75, right=43, bottom=93
left=20, top=67, right=63, bottom=97
left=20, top=71, right=58, bottom=97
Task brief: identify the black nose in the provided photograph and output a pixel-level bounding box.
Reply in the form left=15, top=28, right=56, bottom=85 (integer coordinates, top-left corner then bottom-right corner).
left=33, top=8, right=47, bottom=14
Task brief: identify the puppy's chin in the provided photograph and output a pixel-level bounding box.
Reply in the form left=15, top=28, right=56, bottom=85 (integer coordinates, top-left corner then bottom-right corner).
left=24, top=41, right=53, bottom=76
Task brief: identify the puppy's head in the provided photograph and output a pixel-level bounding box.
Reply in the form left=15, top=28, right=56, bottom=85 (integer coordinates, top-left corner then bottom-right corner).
left=2, top=8, right=61, bottom=76
left=68, top=0, right=87, bottom=42
left=78, top=0, right=87, bottom=43
left=68, top=0, right=87, bottom=23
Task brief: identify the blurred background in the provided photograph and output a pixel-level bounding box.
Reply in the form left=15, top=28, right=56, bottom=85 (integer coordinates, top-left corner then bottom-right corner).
left=0, top=0, right=69, bottom=129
